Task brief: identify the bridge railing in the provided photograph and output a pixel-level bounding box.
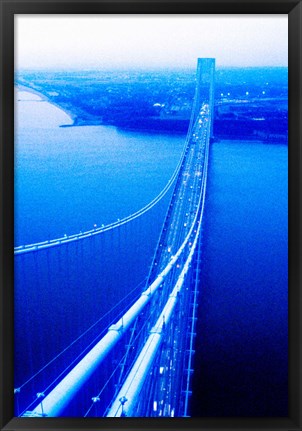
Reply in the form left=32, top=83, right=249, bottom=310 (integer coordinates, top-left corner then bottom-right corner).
left=19, top=58, right=215, bottom=418
left=106, top=109, right=212, bottom=418
left=23, top=114, right=212, bottom=418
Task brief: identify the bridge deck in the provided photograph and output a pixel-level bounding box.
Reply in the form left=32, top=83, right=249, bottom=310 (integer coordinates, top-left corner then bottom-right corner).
left=21, top=58, right=216, bottom=418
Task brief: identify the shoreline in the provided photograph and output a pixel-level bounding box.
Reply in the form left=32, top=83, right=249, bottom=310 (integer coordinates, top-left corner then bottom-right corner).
left=16, top=84, right=75, bottom=125
left=15, top=85, right=288, bottom=144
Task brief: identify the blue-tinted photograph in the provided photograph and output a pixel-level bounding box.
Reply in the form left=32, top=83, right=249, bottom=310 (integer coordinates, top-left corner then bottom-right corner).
left=14, top=14, right=288, bottom=418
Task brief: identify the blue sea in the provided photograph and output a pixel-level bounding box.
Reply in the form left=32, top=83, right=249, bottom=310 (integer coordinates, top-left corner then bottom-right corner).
left=192, top=140, right=288, bottom=416
left=15, top=90, right=184, bottom=245
left=14, top=89, right=288, bottom=417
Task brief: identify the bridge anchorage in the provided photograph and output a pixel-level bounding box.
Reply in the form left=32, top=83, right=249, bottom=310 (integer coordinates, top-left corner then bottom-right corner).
left=19, top=58, right=215, bottom=418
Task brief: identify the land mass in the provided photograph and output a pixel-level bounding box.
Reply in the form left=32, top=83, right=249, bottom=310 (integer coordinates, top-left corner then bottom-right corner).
left=16, top=68, right=288, bottom=142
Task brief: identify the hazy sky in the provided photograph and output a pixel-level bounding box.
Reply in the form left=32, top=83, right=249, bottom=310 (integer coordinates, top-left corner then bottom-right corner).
left=15, top=15, right=288, bottom=70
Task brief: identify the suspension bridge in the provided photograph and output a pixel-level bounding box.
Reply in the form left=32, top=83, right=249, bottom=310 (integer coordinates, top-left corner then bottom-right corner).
left=14, top=58, right=215, bottom=418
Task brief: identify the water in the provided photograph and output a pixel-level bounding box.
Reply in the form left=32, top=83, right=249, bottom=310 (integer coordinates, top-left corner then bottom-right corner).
left=14, top=91, right=186, bottom=415
left=192, top=141, right=288, bottom=417
left=14, top=90, right=288, bottom=417
left=15, top=89, right=185, bottom=245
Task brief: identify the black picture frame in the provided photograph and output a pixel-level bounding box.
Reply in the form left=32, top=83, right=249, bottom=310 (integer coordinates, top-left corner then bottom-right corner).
left=1, top=0, right=301, bottom=430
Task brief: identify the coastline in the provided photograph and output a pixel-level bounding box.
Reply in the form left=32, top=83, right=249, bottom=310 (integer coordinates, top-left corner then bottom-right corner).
left=16, top=84, right=75, bottom=125
left=15, top=85, right=288, bottom=143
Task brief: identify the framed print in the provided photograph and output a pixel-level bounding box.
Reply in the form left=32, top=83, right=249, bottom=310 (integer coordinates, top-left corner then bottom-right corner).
left=0, top=1, right=301, bottom=430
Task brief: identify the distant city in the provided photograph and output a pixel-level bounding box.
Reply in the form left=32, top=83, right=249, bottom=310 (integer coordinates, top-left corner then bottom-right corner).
left=16, top=67, right=288, bottom=143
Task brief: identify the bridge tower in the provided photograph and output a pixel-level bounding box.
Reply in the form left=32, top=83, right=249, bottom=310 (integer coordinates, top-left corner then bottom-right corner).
left=192, top=58, right=215, bottom=137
